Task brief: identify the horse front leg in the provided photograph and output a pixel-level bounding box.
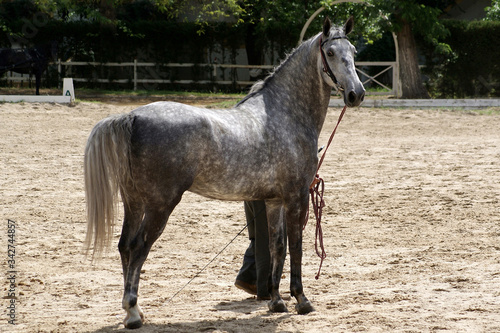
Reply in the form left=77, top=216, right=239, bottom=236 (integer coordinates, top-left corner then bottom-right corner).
left=287, top=197, right=315, bottom=314
left=265, top=202, right=288, bottom=312
left=35, top=70, right=41, bottom=95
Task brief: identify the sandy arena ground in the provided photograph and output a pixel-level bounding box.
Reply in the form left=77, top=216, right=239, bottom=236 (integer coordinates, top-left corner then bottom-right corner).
left=1, top=100, right=500, bottom=332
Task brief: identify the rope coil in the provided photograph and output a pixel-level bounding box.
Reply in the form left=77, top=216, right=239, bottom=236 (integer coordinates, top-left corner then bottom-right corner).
left=306, top=105, right=347, bottom=279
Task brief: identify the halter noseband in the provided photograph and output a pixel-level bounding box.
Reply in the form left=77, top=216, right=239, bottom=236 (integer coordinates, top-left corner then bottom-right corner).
left=319, top=35, right=348, bottom=89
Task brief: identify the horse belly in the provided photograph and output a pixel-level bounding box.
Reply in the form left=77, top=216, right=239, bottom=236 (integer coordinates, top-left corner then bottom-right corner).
left=188, top=158, right=276, bottom=201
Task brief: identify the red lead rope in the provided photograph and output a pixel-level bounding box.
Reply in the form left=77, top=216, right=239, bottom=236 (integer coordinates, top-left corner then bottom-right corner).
left=305, top=105, right=347, bottom=279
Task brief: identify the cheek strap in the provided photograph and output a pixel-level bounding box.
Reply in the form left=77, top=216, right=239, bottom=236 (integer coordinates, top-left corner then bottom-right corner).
left=319, top=35, right=348, bottom=86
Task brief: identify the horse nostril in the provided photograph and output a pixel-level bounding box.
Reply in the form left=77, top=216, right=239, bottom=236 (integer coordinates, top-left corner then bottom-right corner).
left=360, top=91, right=365, bottom=102
left=348, top=91, right=356, bottom=104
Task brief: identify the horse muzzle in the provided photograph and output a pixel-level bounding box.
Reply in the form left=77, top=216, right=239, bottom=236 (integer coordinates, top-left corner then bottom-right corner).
left=343, top=84, right=365, bottom=107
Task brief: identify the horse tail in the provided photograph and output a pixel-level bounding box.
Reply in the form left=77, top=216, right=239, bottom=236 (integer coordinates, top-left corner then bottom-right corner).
left=84, top=114, right=134, bottom=258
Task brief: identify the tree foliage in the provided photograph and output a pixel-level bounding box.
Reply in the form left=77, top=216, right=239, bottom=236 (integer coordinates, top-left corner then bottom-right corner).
left=485, top=0, right=500, bottom=21
left=1, top=0, right=451, bottom=53
left=1, top=0, right=495, bottom=96
left=423, top=19, right=500, bottom=97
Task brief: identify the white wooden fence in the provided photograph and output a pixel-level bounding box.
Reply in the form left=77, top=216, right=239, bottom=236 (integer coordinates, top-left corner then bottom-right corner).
left=56, top=60, right=275, bottom=89
left=356, top=61, right=398, bottom=96
left=2, top=60, right=398, bottom=96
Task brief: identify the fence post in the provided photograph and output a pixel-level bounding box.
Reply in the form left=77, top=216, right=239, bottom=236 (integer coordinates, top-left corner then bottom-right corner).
left=57, top=59, right=61, bottom=89
left=392, top=63, right=396, bottom=96
left=392, top=32, right=400, bottom=98
left=134, top=59, right=137, bottom=91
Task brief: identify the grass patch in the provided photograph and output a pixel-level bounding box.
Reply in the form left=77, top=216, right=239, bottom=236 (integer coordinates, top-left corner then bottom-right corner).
left=468, top=107, right=500, bottom=115
left=206, top=99, right=239, bottom=109
left=365, top=86, right=392, bottom=93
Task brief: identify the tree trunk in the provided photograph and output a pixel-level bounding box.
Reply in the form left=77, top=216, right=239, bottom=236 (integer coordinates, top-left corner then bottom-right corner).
left=241, top=1, right=266, bottom=79
left=245, top=23, right=263, bottom=66
left=244, top=23, right=266, bottom=80
left=396, top=19, right=430, bottom=99
left=100, top=0, right=115, bottom=20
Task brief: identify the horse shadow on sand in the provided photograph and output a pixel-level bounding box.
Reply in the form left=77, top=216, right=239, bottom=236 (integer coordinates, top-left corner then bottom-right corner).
left=90, top=298, right=293, bottom=332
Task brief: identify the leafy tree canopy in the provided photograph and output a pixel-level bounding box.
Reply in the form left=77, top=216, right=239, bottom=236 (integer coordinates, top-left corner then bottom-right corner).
left=485, top=0, right=500, bottom=20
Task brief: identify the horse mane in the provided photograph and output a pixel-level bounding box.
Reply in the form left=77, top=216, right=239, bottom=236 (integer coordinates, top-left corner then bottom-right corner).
left=235, top=22, right=347, bottom=108
left=236, top=35, right=318, bottom=107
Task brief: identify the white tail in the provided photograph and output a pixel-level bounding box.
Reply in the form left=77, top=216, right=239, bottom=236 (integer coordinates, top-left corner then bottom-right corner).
left=84, top=114, right=134, bottom=257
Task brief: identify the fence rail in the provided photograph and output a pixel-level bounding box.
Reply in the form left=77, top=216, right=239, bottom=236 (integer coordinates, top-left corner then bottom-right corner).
left=356, top=61, right=398, bottom=96
left=2, top=59, right=398, bottom=96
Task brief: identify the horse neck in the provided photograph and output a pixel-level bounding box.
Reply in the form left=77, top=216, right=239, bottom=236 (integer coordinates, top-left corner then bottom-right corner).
left=265, top=35, right=332, bottom=134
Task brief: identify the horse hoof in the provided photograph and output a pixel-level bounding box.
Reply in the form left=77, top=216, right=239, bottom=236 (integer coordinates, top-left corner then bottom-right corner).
left=295, top=301, right=315, bottom=315
left=268, top=299, right=288, bottom=313
left=125, top=319, right=143, bottom=329
left=124, top=304, right=144, bottom=329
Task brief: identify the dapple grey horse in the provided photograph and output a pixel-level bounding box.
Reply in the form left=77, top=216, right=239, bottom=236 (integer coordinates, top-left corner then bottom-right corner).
left=84, top=17, right=364, bottom=329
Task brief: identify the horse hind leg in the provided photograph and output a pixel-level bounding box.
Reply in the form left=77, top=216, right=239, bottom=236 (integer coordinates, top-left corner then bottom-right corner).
left=118, top=195, right=145, bottom=329
left=119, top=196, right=177, bottom=329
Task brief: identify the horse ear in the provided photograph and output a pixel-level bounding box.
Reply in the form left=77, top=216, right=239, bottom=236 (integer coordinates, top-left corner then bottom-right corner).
left=344, top=16, right=354, bottom=35
left=323, top=17, right=331, bottom=37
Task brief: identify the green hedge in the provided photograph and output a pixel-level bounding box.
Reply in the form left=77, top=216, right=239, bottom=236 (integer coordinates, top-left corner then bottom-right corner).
left=5, top=14, right=497, bottom=96
left=1, top=18, right=303, bottom=91
left=423, top=19, right=500, bottom=98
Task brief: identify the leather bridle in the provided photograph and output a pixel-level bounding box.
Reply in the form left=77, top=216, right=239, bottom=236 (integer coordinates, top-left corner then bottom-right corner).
left=319, top=35, right=348, bottom=92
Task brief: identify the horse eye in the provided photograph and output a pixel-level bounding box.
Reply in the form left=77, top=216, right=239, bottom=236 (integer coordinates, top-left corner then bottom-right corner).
left=327, top=50, right=334, bottom=57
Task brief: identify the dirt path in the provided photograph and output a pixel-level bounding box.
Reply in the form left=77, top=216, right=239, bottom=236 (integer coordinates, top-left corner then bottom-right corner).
left=1, top=101, right=499, bottom=332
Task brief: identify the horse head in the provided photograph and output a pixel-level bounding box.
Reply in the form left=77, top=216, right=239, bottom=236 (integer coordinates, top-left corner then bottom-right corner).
left=320, top=17, right=365, bottom=107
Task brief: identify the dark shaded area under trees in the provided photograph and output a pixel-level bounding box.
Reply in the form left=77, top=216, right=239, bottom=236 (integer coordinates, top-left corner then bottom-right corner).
left=0, top=0, right=498, bottom=97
